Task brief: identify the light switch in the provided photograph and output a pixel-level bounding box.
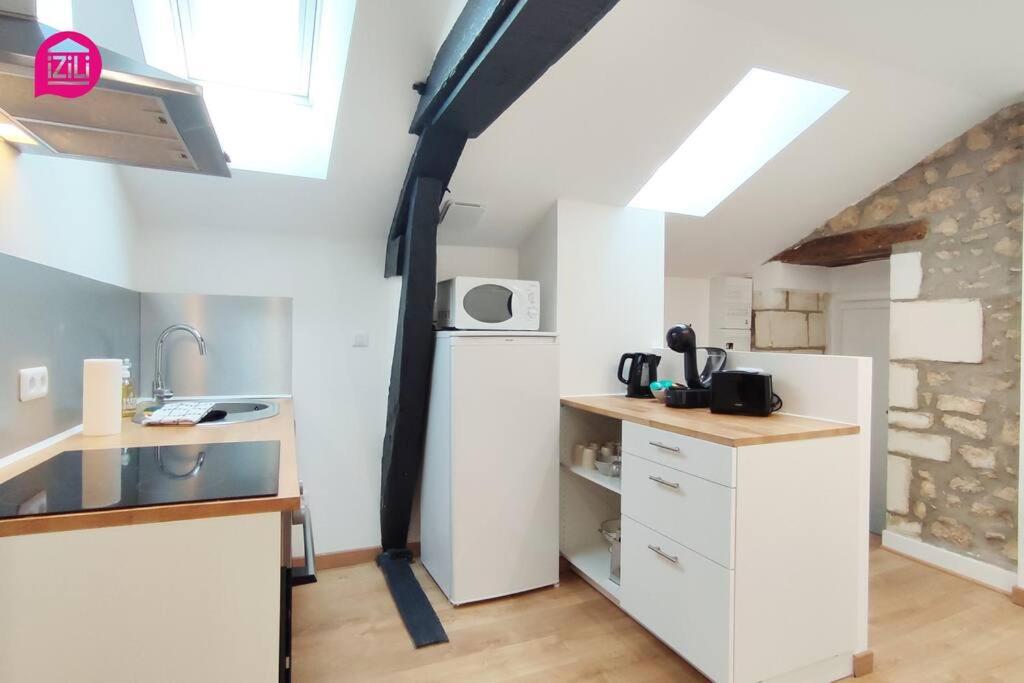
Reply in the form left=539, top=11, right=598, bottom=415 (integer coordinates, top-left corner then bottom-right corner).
left=19, top=366, right=48, bottom=401
left=353, top=332, right=370, bottom=348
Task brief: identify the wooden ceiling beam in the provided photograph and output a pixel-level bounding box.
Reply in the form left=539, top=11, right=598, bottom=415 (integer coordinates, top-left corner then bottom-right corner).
left=770, top=220, right=928, bottom=268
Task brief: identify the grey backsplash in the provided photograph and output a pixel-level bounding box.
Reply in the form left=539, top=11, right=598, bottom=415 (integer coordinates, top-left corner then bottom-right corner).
left=0, top=254, right=293, bottom=458
left=140, top=293, right=292, bottom=398
left=0, top=253, right=141, bottom=456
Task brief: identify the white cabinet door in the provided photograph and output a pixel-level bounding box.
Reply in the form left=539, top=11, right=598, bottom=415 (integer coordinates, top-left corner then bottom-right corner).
left=0, top=513, right=281, bottom=683
left=621, top=517, right=733, bottom=683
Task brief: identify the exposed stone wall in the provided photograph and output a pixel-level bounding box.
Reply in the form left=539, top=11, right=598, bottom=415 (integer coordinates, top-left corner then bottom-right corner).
left=808, top=102, right=1023, bottom=569
left=751, top=289, right=827, bottom=353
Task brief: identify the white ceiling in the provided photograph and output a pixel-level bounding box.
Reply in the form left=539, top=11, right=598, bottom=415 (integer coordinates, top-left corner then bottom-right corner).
left=448, top=0, right=1024, bottom=276
left=115, top=0, right=1024, bottom=278
left=115, top=0, right=458, bottom=239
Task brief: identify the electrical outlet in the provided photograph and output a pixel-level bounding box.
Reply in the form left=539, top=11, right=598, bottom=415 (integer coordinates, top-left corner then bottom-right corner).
left=18, top=366, right=48, bottom=402
left=353, top=332, right=370, bottom=348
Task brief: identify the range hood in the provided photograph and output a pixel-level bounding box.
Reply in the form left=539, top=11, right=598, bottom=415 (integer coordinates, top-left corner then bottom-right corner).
left=0, top=7, right=230, bottom=176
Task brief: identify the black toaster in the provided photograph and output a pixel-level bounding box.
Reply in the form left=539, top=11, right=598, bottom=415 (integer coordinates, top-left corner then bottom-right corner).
left=710, top=371, right=777, bottom=417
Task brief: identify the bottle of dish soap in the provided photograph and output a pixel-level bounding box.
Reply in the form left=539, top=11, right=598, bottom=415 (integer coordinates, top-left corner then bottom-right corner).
left=121, top=358, right=137, bottom=417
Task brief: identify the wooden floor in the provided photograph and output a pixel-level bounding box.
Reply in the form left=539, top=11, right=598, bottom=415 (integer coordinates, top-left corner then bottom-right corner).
left=292, top=543, right=1024, bottom=682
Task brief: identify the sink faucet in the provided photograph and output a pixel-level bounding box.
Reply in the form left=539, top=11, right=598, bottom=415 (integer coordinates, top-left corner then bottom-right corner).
left=153, top=324, right=206, bottom=402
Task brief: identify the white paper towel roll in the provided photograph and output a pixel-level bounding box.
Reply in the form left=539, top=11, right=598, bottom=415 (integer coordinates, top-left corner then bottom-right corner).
left=82, top=359, right=123, bottom=436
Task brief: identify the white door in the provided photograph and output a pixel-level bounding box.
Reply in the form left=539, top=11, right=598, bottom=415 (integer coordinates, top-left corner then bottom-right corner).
left=831, top=299, right=890, bottom=533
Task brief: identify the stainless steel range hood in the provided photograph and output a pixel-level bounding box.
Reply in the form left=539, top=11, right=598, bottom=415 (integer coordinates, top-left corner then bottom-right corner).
left=0, top=8, right=231, bottom=176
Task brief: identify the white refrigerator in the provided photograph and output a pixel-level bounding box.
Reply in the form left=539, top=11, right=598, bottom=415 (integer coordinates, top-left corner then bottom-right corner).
left=420, top=331, right=559, bottom=605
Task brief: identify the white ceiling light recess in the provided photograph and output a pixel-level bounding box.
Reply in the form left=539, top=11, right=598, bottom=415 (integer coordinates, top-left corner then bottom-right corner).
left=629, top=67, right=848, bottom=217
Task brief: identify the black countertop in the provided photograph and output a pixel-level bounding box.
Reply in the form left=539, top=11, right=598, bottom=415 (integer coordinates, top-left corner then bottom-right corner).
left=0, top=441, right=280, bottom=519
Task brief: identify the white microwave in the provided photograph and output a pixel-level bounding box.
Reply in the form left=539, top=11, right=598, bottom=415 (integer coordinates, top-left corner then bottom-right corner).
left=436, top=277, right=540, bottom=331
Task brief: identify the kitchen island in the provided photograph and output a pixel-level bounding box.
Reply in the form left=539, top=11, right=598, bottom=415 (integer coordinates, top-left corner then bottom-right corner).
left=560, top=394, right=867, bottom=683
left=0, top=399, right=300, bottom=683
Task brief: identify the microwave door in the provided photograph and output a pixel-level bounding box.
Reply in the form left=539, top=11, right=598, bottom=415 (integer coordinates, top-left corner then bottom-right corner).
left=509, top=284, right=524, bottom=323
left=463, top=284, right=514, bottom=326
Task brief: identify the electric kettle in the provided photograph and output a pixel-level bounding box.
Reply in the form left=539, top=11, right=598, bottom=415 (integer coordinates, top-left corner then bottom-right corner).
left=617, top=353, right=661, bottom=398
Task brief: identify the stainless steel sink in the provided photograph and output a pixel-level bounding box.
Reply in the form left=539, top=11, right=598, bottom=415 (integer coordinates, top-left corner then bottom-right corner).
left=133, top=400, right=279, bottom=425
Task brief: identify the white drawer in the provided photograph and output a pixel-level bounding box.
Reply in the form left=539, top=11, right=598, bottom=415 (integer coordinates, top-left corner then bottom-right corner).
left=621, top=517, right=732, bottom=683
left=622, top=453, right=734, bottom=568
left=622, top=422, right=735, bottom=487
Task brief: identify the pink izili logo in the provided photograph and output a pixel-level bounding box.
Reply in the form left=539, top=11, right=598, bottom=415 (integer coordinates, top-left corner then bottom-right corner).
left=35, top=31, right=102, bottom=98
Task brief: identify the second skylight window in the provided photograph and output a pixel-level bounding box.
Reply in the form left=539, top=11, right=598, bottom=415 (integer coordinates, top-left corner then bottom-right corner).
left=629, top=68, right=848, bottom=217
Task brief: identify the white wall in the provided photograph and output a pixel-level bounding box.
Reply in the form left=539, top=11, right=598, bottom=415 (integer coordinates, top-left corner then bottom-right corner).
left=751, top=260, right=889, bottom=300
left=555, top=200, right=665, bottom=395
left=436, top=245, right=518, bottom=282
left=752, top=261, right=830, bottom=293
left=828, top=260, right=890, bottom=296
left=517, top=204, right=557, bottom=333
left=0, top=146, right=137, bottom=288
left=664, top=277, right=711, bottom=340
left=132, top=225, right=400, bottom=554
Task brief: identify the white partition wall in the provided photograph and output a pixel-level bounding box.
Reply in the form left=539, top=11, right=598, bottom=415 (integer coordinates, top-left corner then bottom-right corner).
left=665, top=277, right=711, bottom=337
left=518, top=205, right=558, bottom=334
left=555, top=201, right=665, bottom=395
left=519, top=199, right=666, bottom=395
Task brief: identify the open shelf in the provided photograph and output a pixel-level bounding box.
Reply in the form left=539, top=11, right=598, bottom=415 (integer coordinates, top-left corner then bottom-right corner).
left=560, top=405, right=622, bottom=605
left=562, top=462, right=621, bottom=495
left=563, top=543, right=620, bottom=602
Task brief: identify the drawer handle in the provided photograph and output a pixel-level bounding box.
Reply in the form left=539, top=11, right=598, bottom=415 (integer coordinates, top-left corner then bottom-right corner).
left=648, top=475, right=680, bottom=489
left=649, top=441, right=680, bottom=453
left=648, top=544, right=679, bottom=563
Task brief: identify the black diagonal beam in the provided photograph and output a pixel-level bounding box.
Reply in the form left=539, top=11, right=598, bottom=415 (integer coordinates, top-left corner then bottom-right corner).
left=380, top=0, right=621, bottom=558
left=381, top=176, right=445, bottom=551
left=427, top=0, right=621, bottom=138
left=409, top=0, right=518, bottom=135
left=385, top=126, right=467, bottom=278
left=386, top=0, right=621, bottom=276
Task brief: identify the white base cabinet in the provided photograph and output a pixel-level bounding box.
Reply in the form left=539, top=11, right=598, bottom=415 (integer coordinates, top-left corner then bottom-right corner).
left=0, top=513, right=282, bottom=683
left=563, top=414, right=861, bottom=683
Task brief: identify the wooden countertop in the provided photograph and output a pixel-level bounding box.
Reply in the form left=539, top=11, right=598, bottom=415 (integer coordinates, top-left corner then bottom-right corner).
left=0, top=400, right=300, bottom=538
left=560, top=395, right=859, bottom=447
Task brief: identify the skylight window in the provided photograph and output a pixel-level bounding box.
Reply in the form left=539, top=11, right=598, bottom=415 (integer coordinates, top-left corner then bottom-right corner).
left=134, top=0, right=355, bottom=178
left=629, top=68, right=848, bottom=217
left=36, top=0, right=74, bottom=31
left=173, top=0, right=318, bottom=98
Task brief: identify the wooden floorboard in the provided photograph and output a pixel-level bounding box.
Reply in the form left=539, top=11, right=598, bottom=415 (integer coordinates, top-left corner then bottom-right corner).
left=292, top=543, right=1024, bottom=682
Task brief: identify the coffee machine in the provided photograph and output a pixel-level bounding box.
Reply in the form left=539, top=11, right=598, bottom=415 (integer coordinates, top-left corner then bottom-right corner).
left=664, top=324, right=726, bottom=408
